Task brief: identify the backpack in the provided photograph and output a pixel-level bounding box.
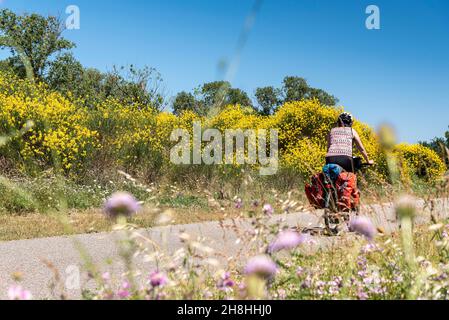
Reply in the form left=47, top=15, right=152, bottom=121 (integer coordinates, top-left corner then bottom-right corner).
left=305, top=173, right=326, bottom=209
left=336, top=172, right=360, bottom=212
left=322, top=164, right=343, bottom=183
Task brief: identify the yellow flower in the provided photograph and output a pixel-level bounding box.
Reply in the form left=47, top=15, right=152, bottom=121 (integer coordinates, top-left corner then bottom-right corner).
left=1, top=73, right=444, bottom=182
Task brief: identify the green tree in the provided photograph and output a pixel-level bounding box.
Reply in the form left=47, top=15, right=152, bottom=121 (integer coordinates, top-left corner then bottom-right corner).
left=46, top=57, right=165, bottom=110
left=0, top=56, right=27, bottom=78
left=228, top=88, right=252, bottom=107
left=255, top=86, right=281, bottom=115
left=80, top=68, right=106, bottom=101
left=201, top=81, right=232, bottom=109
left=308, top=88, right=338, bottom=106
left=174, top=81, right=253, bottom=115
left=173, top=91, right=200, bottom=115
left=102, top=65, right=165, bottom=110
left=282, top=76, right=310, bottom=103
left=0, top=9, right=74, bottom=80
left=255, top=76, right=339, bottom=107
left=46, top=53, right=84, bottom=95
left=200, top=81, right=252, bottom=109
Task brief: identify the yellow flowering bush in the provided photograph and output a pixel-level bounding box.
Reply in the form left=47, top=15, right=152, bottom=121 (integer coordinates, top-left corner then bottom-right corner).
left=207, top=105, right=261, bottom=131
left=91, top=101, right=200, bottom=173
left=394, top=143, right=446, bottom=181
left=0, top=74, right=98, bottom=172
left=0, top=73, right=445, bottom=183
left=271, top=100, right=338, bottom=149
left=282, top=139, right=326, bottom=177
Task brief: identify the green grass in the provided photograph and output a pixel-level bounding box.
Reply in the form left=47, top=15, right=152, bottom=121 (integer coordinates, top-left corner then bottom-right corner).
left=271, top=223, right=449, bottom=300
left=0, top=168, right=447, bottom=242
left=158, top=194, right=208, bottom=209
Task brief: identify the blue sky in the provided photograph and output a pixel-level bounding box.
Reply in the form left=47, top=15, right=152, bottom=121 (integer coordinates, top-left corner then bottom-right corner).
left=1, top=0, right=448, bottom=143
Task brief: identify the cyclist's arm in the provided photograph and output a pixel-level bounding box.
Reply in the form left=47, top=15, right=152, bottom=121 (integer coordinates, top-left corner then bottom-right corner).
left=352, top=129, right=370, bottom=162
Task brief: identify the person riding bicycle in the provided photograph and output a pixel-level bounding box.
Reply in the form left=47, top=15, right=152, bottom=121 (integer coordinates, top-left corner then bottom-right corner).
left=326, top=112, right=374, bottom=172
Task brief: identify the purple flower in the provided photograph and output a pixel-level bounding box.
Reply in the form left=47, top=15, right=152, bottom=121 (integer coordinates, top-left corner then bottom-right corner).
left=296, top=267, right=305, bottom=277
left=117, top=289, right=130, bottom=299
left=244, top=255, right=277, bottom=279
left=349, top=216, right=376, bottom=241
left=102, top=272, right=111, bottom=281
left=301, top=276, right=312, bottom=289
left=7, top=285, right=32, bottom=300
left=263, top=204, right=274, bottom=216
left=104, top=192, right=140, bottom=219
left=268, top=230, right=309, bottom=253
left=357, top=256, right=367, bottom=270
left=332, top=276, right=343, bottom=288
left=217, top=272, right=235, bottom=290
left=357, top=289, right=369, bottom=300
left=361, top=243, right=379, bottom=254
left=276, top=288, right=287, bottom=299
left=117, top=281, right=131, bottom=299
left=235, top=198, right=243, bottom=209
left=149, top=271, right=168, bottom=287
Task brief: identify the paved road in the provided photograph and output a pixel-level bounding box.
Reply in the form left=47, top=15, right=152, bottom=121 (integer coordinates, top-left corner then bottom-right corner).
left=0, top=198, right=447, bottom=299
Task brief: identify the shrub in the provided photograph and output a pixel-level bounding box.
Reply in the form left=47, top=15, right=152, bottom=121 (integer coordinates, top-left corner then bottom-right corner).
left=0, top=73, right=445, bottom=186
left=0, top=177, right=38, bottom=213
left=395, top=143, right=446, bottom=181
left=0, top=74, right=99, bottom=173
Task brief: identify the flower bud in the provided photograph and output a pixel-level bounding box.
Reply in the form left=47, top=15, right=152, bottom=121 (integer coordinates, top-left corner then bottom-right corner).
left=395, top=195, right=416, bottom=219
left=378, top=124, right=396, bottom=150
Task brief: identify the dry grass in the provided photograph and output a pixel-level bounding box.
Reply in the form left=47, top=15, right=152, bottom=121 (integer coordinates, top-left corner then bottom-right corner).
left=0, top=205, right=247, bottom=242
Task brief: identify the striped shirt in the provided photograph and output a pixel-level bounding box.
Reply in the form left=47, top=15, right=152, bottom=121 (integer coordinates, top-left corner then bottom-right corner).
left=326, top=127, right=353, bottom=158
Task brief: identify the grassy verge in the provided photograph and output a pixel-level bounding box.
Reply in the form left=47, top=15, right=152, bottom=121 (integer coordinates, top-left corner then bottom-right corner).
left=0, top=206, right=252, bottom=242
left=272, top=222, right=449, bottom=300
left=0, top=172, right=307, bottom=241
left=0, top=169, right=447, bottom=241
left=74, top=203, right=449, bottom=300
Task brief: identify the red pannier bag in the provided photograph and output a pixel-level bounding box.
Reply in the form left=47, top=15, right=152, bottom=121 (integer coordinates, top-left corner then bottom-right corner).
left=336, top=172, right=360, bottom=212
left=305, top=173, right=326, bottom=209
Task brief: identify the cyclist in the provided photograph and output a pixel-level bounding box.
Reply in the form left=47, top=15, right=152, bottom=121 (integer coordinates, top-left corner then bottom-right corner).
left=326, top=112, right=374, bottom=172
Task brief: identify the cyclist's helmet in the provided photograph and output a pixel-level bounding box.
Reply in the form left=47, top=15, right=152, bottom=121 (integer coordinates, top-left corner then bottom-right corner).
left=338, top=112, right=354, bottom=127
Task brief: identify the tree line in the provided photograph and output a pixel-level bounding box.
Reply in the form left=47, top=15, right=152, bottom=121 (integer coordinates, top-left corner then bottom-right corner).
left=172, top=76, right=338, bottom=116
left=0, top=9, right=338, bottom=115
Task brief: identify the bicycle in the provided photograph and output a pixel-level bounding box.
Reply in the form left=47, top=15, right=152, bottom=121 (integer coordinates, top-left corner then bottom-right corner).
left=322, top=157, right=374, bottom=235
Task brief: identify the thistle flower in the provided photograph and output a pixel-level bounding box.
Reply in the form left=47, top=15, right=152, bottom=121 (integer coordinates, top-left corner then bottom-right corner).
left=149, top=271, right=168, bottom=287
left=263, top=204, right=274, bottom=216
left=235, top=198, right=243, bottom=209
left=395, top=195, right=416, bottom=219
left=349, top=216, right=376, bottom=241
left=244, top=255, right=277, bottom=279
left=217, top=272, right=235, bottom=289
left=268, top=230, right=308, bottom=253
left=7, top=285, right=32, bottom=300
left=104, top=192, right=140, bottom=219
left=117, top=281, right=131, bottom=299
left=117, top=289, right=130, bottom=299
